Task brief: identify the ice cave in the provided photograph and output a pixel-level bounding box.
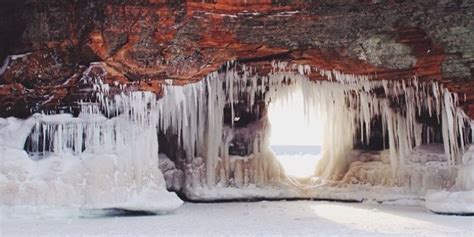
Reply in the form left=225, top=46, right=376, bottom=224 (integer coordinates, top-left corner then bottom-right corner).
left=1, top=1, right=473, bottom=236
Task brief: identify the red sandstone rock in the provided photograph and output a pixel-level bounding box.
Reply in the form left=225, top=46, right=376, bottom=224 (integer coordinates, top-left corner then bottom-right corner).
left=0, top=1, right=472, bottom=118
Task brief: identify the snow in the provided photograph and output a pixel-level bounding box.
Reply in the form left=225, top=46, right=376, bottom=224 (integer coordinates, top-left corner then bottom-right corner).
left=425, top=191, right=474, bottom=214
left=10, top=53, right=32, bottom=60
left=0, top=116, right=38, bottom=149
left=425, top=144, right=474, bottom=214
left=2, top=201, right=472, bottom=236
left=457, top=145, right=474, bottom=190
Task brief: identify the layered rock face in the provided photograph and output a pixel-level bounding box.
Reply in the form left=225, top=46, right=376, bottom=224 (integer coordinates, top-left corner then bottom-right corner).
left=0, top=0, right=473, bottom=118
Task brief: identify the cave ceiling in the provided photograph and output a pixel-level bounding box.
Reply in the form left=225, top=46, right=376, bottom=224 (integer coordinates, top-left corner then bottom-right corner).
left=0, top=0, right=473, bottom=118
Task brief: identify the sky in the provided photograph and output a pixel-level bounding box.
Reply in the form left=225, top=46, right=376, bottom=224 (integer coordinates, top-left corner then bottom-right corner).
left=267, top=86, right=323, bottom=146
left=267, top=86, right=323, bottom=177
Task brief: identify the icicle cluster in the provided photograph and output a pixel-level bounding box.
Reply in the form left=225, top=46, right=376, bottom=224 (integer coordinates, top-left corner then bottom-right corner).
left=155, top=65, right=291, bottom=191
left=302, top=74, right=470, bottom=178
left=26, top=92, right=158, bottom=160
left=154, top=61, right=471, bottom=187
left=5, top=68, right=184, bottom=209
left=22, top=61, right=472, bottom=195
left=25, top=63, right=160, bottom=161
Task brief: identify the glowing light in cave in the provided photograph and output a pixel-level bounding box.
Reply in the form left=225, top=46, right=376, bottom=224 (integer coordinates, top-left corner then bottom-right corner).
left=267, top=86, right=323, bottom=178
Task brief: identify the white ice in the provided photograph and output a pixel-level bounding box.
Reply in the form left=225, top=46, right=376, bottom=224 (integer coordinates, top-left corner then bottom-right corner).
left=425, top=144, right=474, bottom=214
left=1, top=61, right=473, bottom=215
left=0, top=90, right=183, bottom=213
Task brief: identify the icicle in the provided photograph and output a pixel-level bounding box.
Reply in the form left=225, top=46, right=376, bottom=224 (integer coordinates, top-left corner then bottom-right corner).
left=22, top=61, right=468, bottom=193
left=0, top=55, right=11, bottom=76
left=471, top=121, right=474, bottom=143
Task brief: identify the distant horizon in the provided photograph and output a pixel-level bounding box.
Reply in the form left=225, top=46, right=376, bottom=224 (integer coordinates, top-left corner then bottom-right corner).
left=271, top=145, right=321, bottom=155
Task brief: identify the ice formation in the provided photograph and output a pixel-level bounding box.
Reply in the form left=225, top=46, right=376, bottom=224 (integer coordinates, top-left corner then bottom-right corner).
left=305, top=77, right=471, bottom=180
left=1, top=60, right=473, bottom=213
left=156, top=64, right=288, bottom=197
left=425, top=144, right=474, bottom=214
left=151, top=61, right=472, bottom=202
left=0, top=65, right=182, bottom=213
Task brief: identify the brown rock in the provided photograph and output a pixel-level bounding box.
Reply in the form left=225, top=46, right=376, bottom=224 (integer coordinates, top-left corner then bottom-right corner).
left=0, top=0, right=473, bottom=118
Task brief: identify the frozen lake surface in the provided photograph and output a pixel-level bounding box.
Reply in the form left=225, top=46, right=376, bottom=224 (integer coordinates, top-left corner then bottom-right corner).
left=2, top=201, right=473, bottom=236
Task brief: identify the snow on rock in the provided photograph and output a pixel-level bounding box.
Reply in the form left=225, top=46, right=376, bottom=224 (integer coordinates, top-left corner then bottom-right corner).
left=342, top=161, right=395, bottom=186
left=341, top=151, right=458, bottom=194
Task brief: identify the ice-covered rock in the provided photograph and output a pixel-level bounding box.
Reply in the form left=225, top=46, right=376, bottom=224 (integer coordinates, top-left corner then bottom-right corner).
left=0, top=91, right=183, bottom=214
left=425, top=144, right=474, bottom=214
left=425, top=191, right=474, bottom=215
left=159, top=154, right=184, bottom=192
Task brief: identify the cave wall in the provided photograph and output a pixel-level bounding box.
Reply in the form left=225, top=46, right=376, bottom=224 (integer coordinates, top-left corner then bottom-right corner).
left=0, top=0, right=473, bottom=118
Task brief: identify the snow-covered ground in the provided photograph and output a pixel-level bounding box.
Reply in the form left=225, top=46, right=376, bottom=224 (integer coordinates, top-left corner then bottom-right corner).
left=1, top=201, right=472, bottom=236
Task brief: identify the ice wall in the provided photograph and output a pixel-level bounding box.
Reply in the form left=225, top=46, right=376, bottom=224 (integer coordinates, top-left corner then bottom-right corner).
left=0, top=67, right=182, bottom=213
left=425, top=143, right=474, bottom=214
left=156, top=65, right=289, bottom=197
left=300, top=70, right=471, bottom=180
left=1, top=61, right=472, bottom=206
left=155, top=61, right=472, bottom=198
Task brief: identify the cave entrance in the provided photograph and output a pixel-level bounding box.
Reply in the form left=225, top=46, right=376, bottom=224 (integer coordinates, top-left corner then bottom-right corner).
left=267, top=85, right=323, bottom=178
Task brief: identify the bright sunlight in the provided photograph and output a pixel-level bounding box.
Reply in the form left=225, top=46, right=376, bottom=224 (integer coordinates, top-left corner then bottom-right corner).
left=267, top=86, right=323, bottom=178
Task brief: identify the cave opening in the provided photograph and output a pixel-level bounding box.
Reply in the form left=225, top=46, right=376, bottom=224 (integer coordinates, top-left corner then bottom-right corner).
left=149, top=62, right=470, bottom=201
left=267, top=84, right=323, bottom=178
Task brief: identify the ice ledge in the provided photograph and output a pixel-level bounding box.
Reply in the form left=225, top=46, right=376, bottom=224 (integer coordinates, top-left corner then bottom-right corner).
left=425, top=191, right=474, bottom=215
left=87, top=185, right=183, bottom=214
